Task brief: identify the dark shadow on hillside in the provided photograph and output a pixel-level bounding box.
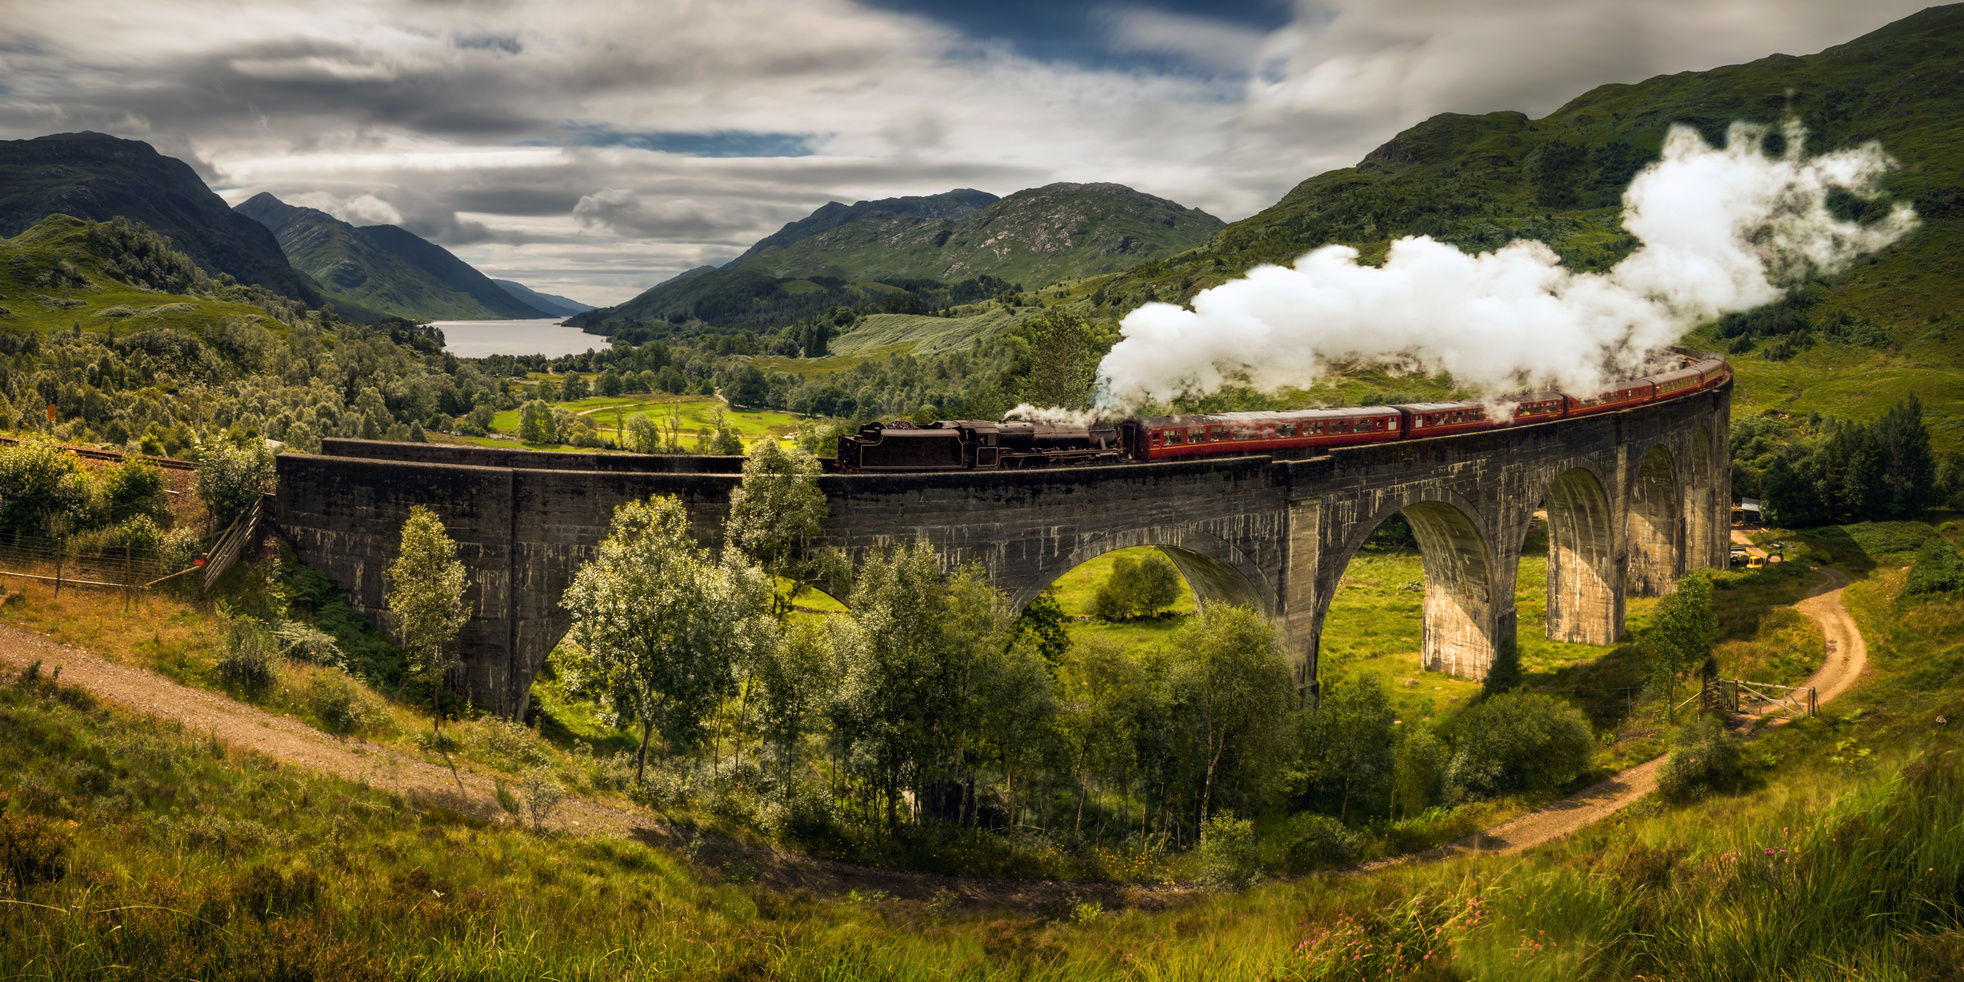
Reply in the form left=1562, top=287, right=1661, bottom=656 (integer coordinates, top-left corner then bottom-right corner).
left=1525, top=642, right=1649, bottom=729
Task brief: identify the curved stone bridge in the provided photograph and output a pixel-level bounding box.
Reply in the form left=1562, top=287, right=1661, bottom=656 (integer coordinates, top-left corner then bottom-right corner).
left=274, top=382, right=1729, bottom=717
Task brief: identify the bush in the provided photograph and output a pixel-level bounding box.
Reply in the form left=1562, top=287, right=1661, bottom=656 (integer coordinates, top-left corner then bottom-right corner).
left=521, top=766, right=566, bottom=831
left=160, top=526, right=203, bottom=569
left=0, top=810, right=71, bottom=889
left=274, top=620, right=346, bottom=668
left=1281, top=812, right=1361, bottom=871
left=98, top=460, right=169, bottom=524
left=1905, top=536, right=1964, bottom=596
left=1446, top=692, right=1595, bottom=798
left=307, top=672, right=384, bottom=735
left=196, top=443, right=273, bottom=529
left=1193, top=812, right=1264, bottom=889
left=1658, top=715, right=1744, bottom=800
left=214, top=614, right=277, bottom=693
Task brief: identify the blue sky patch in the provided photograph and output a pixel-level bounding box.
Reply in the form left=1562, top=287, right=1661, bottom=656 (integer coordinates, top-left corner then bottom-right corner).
left=863, top=0, right=1290, bottom=71
left=565, top=127, right=817, bottom=158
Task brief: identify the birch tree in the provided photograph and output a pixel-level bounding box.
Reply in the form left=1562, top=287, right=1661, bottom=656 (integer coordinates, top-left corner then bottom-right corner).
left=385, top=505, right=470, bottom=736
left=724, top=438, right=828, bottom=616
left=1166, top=606, right=1293, bottom=841
left=561, top=495, right=772, bottom=784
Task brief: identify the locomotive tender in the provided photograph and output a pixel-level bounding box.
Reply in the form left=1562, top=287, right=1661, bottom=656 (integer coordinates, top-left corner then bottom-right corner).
left=834, top=352, right=1729, bottom=472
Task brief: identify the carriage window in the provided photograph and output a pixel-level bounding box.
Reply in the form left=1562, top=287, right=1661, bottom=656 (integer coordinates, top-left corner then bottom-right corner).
left=1210, top=426, right=1229, bottom=442
left=1279, top=422, right=1297, bottom=437
left=1234, top=424, right=1255, bottom=440
left=1151, top=431, right=1164, bottom=445
left=1387, top=418, right=1398, bottom=430
left=1164, top=430, right=1180, bottom=445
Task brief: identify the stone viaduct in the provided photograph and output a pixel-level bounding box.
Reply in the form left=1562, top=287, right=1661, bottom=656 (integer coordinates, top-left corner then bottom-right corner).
left=272, top=382, right=1730, bottom=718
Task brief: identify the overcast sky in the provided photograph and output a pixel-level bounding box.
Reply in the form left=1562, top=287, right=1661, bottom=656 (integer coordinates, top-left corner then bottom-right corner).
left=0, top=0, right=1935, bottom=305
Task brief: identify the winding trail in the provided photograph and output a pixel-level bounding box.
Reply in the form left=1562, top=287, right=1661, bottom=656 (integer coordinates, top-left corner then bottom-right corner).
left=0, top=561, right=1869, bottom=902
left=1358, top=564, right=1866, bottom=871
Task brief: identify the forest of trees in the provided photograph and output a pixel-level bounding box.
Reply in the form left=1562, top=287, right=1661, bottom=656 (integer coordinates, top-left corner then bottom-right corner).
left=1731, top=395, right=1949, bottom=526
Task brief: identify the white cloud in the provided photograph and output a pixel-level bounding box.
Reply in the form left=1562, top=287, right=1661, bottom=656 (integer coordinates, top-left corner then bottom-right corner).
left=0, top=0, right=1939, bottom=304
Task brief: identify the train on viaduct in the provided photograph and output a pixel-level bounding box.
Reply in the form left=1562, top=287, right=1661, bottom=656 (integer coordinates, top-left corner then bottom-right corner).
left=271, top=370, right=1731, bottom=720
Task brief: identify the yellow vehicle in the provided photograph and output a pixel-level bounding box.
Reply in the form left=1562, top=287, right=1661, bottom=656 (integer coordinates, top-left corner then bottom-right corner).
left=1747, top=555, right=1766, bottom=569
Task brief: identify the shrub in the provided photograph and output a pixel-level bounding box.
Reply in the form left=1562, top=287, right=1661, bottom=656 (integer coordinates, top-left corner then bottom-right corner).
left=214, top=614, right=277, bottom=693
left=1658, top=715, right=1744, bottom=800
left=160, top=526, right=203, bottom=569
left=0, top=810, right=71, bottom=889
left=98, top=460, right=169, bottom=524
left=273, top=620, right=346, bottom=668
left=518, top=399, right=557, bottom=443
left=196, top=443, right=273, bottom=529
left=1905, top=536, right=1964, bottom=597
left=1193, top=812, right=1264, bottom=889
left=1281, top=812, right=1361, bottom=871
left=521, top=766, right=566, bottom=831
left=307, top=673, right=383, bottom=735
left=1446, top=692, right=1595, bottom=798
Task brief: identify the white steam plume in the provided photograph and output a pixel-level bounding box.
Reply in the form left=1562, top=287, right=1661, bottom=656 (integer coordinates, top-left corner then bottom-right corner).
left=1096, top=121, right=1917, bottom=410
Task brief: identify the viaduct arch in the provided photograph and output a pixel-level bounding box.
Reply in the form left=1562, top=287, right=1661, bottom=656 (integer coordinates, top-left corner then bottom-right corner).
left=273, top=383, right=1730, bottom=717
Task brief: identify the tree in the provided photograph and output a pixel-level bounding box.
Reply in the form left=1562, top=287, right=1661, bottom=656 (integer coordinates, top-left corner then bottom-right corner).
left=973, top=637, right=1059, bottom=831
left=724, top=439, right=828, bottom=616
left=561, top=496, right=772, bottom=783
left=1165, top=606, right=1294, bottom=839
left=1296, top=672, right=1396, bottom=823
left=1092, top=552, right=1182, bottom=621
left=1054, top=640, right=1148, bottom=834
left=1642, top=572, right=1718, bottom=721
left=1874, top=394, right=1937, bottom=518
left=196, top=442, right=274, bottom=530
left=754, top=619, right=832, bottom=788
left=827, top=543, right=979, bottom=835
left=385, top=505, right=471, bottom=736
left=624, top=416, right=663, bottom=455
left=561, top=373, right=590, bottom=401
left=1006, top=588, right=1072, bottom=667
left=1000, top=310, right=1109, bottom=409
left=518, top=399, right=557, bottom=444
left=1390, top=719, right=1448, bottom=820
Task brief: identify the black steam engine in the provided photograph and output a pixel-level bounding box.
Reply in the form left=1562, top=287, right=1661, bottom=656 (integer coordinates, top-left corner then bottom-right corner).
left=834, top=419, right=1123, bottom=471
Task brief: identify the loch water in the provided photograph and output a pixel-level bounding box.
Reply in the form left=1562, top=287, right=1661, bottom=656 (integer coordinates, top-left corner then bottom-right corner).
left=431, top=319, right=606, bottom=359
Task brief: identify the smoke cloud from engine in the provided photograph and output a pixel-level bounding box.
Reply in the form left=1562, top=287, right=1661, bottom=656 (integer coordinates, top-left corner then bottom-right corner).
left=1095, top=121, right=1917, bottom=411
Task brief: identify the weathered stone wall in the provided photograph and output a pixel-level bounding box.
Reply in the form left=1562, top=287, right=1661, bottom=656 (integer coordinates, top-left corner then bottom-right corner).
left=275, top=384, right=1730, bottom=717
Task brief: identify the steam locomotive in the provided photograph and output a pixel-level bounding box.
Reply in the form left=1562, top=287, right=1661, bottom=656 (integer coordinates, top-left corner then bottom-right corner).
left=834, top=353, right=1729, bottom=472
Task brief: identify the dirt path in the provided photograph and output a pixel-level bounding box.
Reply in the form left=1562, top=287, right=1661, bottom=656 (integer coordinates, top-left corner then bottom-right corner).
left=0, top=564, right=1871, bottom=899
left=1359, top=565, right=1867, bottom=870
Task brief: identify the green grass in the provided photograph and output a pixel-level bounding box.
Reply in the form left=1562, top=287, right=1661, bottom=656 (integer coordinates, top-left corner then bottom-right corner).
left=484, top=395, right=808, bottom=452
left=5, top=552, right=1962, bottom=980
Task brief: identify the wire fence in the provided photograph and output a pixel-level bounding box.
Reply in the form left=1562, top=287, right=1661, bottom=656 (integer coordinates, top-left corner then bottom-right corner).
left=0, top=532, right=197, bottom=598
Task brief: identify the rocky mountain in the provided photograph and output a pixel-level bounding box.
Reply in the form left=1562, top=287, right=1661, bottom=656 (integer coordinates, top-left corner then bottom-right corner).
left=0, top=132, right=324, bottom=306
left=570, top=182, right=1221, bottom=337
left=721, top=188, right=1000, bottom=269
left=237, top=193, right=549, bottom=321
left=492, top=279, right=593, bottom=317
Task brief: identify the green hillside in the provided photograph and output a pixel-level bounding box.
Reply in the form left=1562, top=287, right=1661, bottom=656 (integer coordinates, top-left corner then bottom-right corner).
left=1078, top=5, right=1964, bottom=443
left=237, top=194, right=545, bottom=322
left=569, top=183, right=1222, bottom=339
left=0, top=215, right=290, bottom=337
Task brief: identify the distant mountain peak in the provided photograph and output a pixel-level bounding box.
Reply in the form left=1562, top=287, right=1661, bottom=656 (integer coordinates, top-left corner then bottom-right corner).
left=237, top=194, right=549, bottom=320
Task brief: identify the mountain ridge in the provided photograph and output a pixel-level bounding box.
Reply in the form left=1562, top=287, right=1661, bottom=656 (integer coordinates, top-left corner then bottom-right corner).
left=237, top=193, right=549, bottom=321
left=0, top=132, right=324, bottom=307
left=571, top=182, right=1222, bottom=337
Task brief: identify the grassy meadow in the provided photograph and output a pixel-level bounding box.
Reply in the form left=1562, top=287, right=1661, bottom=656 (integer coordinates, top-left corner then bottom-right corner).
left=3, top=532, right=1961, bottom=980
